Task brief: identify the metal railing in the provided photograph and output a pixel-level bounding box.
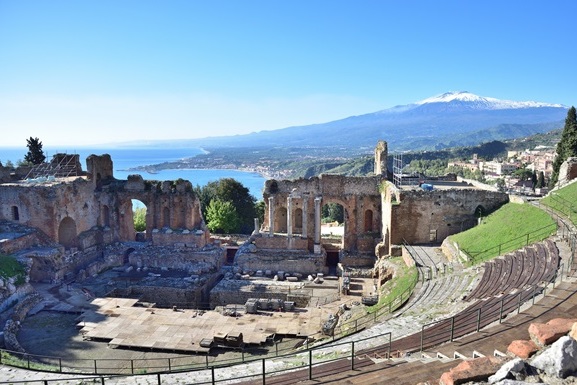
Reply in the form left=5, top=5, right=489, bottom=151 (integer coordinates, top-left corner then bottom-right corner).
left=461, top=222, right=557, bottom=265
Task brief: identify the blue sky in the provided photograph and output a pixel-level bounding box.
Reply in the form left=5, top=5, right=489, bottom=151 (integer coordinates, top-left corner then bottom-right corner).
left=1, top=1, right=575, bottom=147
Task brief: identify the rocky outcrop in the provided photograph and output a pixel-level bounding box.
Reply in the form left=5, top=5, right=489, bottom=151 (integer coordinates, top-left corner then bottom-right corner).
left=440, top=319, right=577, bottom=385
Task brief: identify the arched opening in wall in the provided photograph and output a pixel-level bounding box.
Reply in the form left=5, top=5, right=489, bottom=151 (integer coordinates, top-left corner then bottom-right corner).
left=11, top=206, right=19, bottom=221
left=474, top=205, right=486, bottom=219
left=321, top=202, right=345, bottom=247
left=58, top=217, right=77, bottom=249
left=101, top=205, right=110, bottom=227
left=294, top=208, right=303, bottom=234
left=163, top=207, right=170, bottom=228
left=364, top=209, right=373, bottom=232
left=132, top=199, right=147, bottom=242
left=123, top=247, right=135, bottom=265
left=275, top=207, right=287, bottom=233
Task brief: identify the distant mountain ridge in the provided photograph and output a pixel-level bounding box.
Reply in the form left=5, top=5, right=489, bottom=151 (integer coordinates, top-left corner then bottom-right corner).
left=160, top=91, right=569, bottom=153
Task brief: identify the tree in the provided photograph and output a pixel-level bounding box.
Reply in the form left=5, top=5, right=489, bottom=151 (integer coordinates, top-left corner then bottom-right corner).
left=205, top=199, right=240, bottom=234
left=322, top=203, right=344, bottom=224
left=536, top=171, right=545, bottom=189
left=254, top=200, right=265, bottom=228
left=550, top=106, right=577, bottom=187
left=133, top=207, right=147, bottom=232
left=24, top=137, right=46, bottom=165
left=195, top=178, right=256, bottom=234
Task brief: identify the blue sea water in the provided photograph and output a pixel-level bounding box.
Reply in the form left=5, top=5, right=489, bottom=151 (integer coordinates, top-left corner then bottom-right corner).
left=0, top=146, right=267, bottom=200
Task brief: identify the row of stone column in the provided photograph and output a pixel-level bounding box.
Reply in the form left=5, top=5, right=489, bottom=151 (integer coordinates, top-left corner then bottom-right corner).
left=267, top=196, right=323, bottom=244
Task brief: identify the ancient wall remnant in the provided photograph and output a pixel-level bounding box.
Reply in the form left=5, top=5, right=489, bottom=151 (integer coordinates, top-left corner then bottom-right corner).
left=381, top=181, right=509, bottom=251
left=261, top=174, right=383, bottom=255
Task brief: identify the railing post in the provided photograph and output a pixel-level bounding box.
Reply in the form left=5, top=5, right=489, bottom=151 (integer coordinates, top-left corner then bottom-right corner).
left=27, top=354, right=30, bottom=369
left=94, top=359, right=97, bottom=374
left=388, top=332, right=392, bottom=359
left=168, top=357, right=171, bottom=372
left=476, top=308, right=482, bottom=332
left=242, top=350, right=245, bottom=362
left=450, top=317, right=455, bottom=342
left=157, top=373, right=161, bottom=385
left=308, top=349, right=313, bottom=380
left=351, top=341, right=355, bottom=370
left=211, top=366, right=215, bottom=385
left=130, top=359, right=134, bottom=374
left=420, top=325, right=425, bottom=352
left=517, top=292, right=522, bottom=314
left=59, top=358, right=62, bottom=373
left=532, top=285, right=537, bottom=305
left=499, top=298, right=504, bottom=323
left=275, top=341, right=278, bottom=356
left=262, top=358, right=266, bottom=385
left=205, top=355, right=209, bottom=368
left=526, top=233, right=530, bottom=246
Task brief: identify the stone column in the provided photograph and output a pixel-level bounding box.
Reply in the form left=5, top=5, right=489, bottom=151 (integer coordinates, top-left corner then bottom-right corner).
left=314, top=197, right=322, bottom=252
left=253, top=218, right=260, bottom=235
left=268, top=197, right=275, bottom=236
left=302, top=197, right=308, bottom=239
left=287, top=196, right=293, bottom=237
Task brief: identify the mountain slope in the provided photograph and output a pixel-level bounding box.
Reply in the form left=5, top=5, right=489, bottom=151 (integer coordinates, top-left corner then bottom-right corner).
left=182, top=91, right=569, bottom=153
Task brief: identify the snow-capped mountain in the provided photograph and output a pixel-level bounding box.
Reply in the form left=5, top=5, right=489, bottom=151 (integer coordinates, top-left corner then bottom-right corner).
left=415, top=91, right=563, bottom=109
left=187, top=92, right=569, bottom=152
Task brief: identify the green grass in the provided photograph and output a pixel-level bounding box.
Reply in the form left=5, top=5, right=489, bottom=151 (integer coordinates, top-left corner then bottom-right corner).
left=0, top=254, right=26, bottom=285
left=541, top=182, right=577, bottom=226
left=449, top=202, right=556, bottom=264
left=368, top=258, right=418, bottom=313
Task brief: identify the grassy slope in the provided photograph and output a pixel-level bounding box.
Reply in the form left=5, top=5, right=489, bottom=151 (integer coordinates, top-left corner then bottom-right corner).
left=0, top=254, right=26, bottom=285
left=541, top=181, right=577, bottom=226
left=449, top=203, right=556, bottom=264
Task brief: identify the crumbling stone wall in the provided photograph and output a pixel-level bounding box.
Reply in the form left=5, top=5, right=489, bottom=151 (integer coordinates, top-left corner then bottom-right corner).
left=0, top=155, right=208, bottom=248
left=127, top=246, right=224, bottom=273
left=262, top=174, right=383, bottom=255
left=382, top=183, right=509, bottom=251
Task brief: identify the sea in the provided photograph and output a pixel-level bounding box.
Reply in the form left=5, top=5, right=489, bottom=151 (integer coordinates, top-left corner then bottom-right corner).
left=0, top=146, right=267, bottom=200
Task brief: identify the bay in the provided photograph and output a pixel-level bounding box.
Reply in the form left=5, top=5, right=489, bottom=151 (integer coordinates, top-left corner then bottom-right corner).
left=0, top=147, right=266, bottom=200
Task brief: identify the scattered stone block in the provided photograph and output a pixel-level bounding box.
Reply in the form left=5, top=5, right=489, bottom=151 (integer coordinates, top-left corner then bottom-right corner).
left=286, top=276, right=299, bottom=282
left=488, top=358, right=528, bottom=383
left=265, top=270, right=272, bottom=276
left=569, top=322, right=577, bottom=340
left=531, top=336, right=577, bottom=378
left=255, top=270, right=263, bottom=277
left=439, top=357, right=502, bottom=385
left=529, top=318, right=577, bottom=347
left=507, top=340, right=539, bottom=359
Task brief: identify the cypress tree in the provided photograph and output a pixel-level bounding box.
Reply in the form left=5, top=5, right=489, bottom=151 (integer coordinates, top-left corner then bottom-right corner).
left=24, top=137, right=46, bottom=165
left=550, top=106, right=577, bottom=187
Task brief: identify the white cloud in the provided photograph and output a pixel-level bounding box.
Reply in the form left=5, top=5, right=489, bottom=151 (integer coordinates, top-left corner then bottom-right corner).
left=0, top=93, right=383, bottom=147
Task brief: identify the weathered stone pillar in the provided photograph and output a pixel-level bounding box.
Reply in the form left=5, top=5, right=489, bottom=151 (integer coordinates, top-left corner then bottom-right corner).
left=302, top=197, right=308, bottom=239
left=268, top=197, right=275, bottom=236
left=253, top=218, right=260, bottom=235
left=314, top=197, right=322, bottom=253
left=287, top=196, right=293, bottom=237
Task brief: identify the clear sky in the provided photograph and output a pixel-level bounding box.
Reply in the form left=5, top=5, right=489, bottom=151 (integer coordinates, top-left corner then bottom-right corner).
left=1, top=1, right=575, bottom=147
